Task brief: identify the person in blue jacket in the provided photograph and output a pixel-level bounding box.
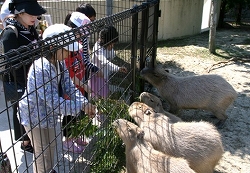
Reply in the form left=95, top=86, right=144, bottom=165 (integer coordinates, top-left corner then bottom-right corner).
left=18, top=24, right=97, bottom=173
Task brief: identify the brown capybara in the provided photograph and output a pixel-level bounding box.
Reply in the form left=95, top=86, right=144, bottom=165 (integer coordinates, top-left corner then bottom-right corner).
left=112, top=118, right=196, bottom=173
left=140, top=67, right=237, bottom=128
left=128, top=102, right=224, bottom=173
left=139, top=91, right=182, bottom=123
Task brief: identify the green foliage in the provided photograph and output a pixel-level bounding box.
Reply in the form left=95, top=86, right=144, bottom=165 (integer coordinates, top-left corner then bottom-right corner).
left=90, top=129, right=126, bottom=173
left=89, top=98, right=130, bottom=173
left=69, top=98, right=130, bottom=172
left=69, top=116, right=99, bottom=138
left=94, top=98, right=129, bottom=119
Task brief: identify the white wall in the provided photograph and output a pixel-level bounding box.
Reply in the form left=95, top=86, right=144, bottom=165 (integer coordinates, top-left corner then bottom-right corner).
left=39, top=0, right=220, bottom=41
left=157, top=0, right=204, bottom=40
left=201, top=0, right=221, bottom=32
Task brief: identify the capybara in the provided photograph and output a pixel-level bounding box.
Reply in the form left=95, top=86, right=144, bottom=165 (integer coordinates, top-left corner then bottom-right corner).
left=139, top=91, right=182, bottom=123
left=140, top=67, right=237, bottom=128
left=112, top=118, right=196, bottom=173
left=128, top=102, right=224, bottom=173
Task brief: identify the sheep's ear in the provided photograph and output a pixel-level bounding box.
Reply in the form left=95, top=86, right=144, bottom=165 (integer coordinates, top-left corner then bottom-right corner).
left=137, top=131, right=145, bottom=139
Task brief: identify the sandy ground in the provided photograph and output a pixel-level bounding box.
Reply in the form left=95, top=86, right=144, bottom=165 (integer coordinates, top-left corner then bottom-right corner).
left=0, top=24, right=249, bottom=173
left=155, top=27, right=250, bottom=173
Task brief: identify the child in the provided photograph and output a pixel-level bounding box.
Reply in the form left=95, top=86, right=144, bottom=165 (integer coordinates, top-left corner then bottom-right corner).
left=62, top=12, right=102, bottom=153
left=64, top=11, right=103, bottom=94
left=76, top=3, right=96, bottom=22
left=18, top=24, right=96, bottom=173
left=91, top=25, right=127, bottom=98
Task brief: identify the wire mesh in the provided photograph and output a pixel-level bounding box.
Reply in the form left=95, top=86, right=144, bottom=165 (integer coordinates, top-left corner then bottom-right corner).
left=0, top=0, right=159, bottom=172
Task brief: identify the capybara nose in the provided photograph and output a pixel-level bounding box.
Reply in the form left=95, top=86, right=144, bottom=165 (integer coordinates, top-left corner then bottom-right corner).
left=145, top=109, right=152, bottom=115
left=112, top=119, right=119, bottom=128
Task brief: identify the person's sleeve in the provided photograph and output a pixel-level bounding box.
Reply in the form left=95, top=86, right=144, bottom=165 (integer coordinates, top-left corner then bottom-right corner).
left=81, top=38, right=99, bottom=74
left=92, top=43, right=120, bottom=74
left=2, top=27, right=19, bottom=53
left=97, top=49, right=120, bottom=74
left=60, top=62, right=88, bottom=113
left=82, top=52, right=99, bottom=73
left=36, top=64, right=87, bottom=116
left=108, top=48, right=116, bottom=60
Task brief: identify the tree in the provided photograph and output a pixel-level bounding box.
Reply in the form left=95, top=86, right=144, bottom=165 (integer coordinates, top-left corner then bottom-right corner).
left=218, top=0, right=227, bottom=28
left=209, top=0, right=218, bottom=53
left=218, top=0, right=250, bottom=27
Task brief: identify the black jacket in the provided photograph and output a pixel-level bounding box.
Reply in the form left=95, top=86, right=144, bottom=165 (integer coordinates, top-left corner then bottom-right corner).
left=2, top=19, right=39, bottom=87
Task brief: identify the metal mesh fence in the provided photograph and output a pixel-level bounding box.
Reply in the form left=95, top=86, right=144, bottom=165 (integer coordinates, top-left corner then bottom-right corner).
left=0, top=0, right=159, bottom=172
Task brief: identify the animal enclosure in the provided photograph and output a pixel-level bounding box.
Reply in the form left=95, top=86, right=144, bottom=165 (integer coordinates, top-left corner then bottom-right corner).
left=0, top=0, right=159, bottom=172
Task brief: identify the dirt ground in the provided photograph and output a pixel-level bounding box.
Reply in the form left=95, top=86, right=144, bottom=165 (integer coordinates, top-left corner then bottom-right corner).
left=154, top=24, right=250, bottom=173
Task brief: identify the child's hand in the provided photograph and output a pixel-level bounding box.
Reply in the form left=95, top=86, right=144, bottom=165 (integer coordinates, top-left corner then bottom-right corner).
left=119, top=67, right=127, bottom=73
left=82, top=103, right=97, bottom=118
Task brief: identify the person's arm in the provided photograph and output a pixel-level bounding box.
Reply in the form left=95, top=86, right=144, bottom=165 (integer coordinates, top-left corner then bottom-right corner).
left=92, top=42, right=127, bottom=80
left=71, top=76, right=93, bottom=94
left=2, top=27, right=19, bottom=52
left=60, top=64, right=96, bottom=116
left=33, top=60, right=86, bottom=116
left=95, top=48, right=120, bottom=74
left=101, top=48, right=127, bottom=74
left=81, top=38, right=103, bottom=77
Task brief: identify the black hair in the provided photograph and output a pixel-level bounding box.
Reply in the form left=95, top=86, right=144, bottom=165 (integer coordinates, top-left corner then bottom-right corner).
left=64, top=13, right=78, bottom=28
left=99, top=26, right=119, bottom=47
left=76, top=3, right=96, bottom=18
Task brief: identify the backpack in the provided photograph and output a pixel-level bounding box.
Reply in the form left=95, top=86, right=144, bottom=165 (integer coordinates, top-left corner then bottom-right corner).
left=0, top=25, right=18, bottom=71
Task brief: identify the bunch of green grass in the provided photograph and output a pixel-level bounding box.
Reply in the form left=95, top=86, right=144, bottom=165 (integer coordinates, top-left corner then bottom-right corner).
left=90, top=98, right=130, bottom=173
left=69, top=98, right=131, bottom=172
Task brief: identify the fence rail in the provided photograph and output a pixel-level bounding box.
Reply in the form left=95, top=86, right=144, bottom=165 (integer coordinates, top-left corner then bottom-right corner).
left=0, top=0, right=159, bottom=172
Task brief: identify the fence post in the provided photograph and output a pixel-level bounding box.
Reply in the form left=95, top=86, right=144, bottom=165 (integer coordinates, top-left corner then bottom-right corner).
left=106, top=0, right=113, bottom=15
left=139, top=3, right=149, bottom=93
left=150, top=0, right=160, bottom=68
left=130, top=12, right=138, bottom=103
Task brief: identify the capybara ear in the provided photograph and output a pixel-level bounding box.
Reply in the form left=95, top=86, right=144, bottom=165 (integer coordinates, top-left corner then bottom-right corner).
left=164, top=68, right=170, bottom=73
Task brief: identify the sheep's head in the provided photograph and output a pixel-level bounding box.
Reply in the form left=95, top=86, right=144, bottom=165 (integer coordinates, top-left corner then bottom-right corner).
left=139, top=92, right=164, bottom=113
left=112, top=119, right=144, bottom=147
